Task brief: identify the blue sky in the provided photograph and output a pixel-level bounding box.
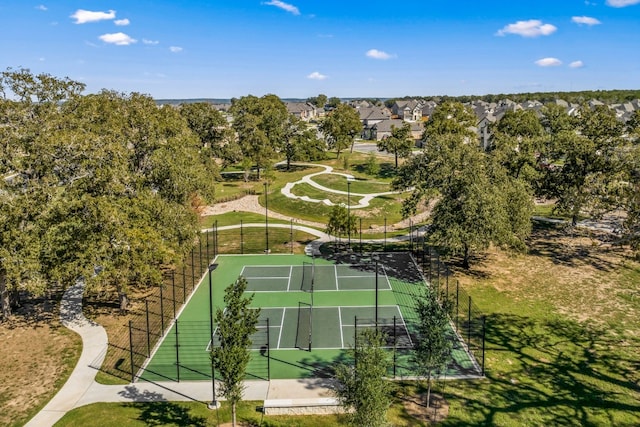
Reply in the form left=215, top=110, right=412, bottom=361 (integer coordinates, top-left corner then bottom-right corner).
left=1, top=1, right=639, bottom=99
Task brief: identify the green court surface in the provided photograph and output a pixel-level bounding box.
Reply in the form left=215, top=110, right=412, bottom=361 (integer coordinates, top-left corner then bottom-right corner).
left=139, top=254, right=479, bottom=382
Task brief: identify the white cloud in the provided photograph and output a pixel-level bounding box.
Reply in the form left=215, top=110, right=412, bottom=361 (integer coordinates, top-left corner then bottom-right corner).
left=114, top=18, right=130, bottom=26
left=535, top=57, right=562, bottom=67
left=366, top=49, right=394, bottom=60
left=143, top=39, right=159, bottom=45
left=169, top=46, right=183, bottom=53
left=36, top=5, right=47, bottom=11
left=496, top=20, right=557, bottom=37
left=569, top=60, right=585, bottom=68
left=71, top=9, right=116, bottom=24
left=264, top=1, right=300, bottom=15
left=572, top=16, right=601, bottom=25
left=307, top=71, right=327, bottom=80
left=99, top=32, right=137, bottom=46
left=606, top=0, right=640, bottom=6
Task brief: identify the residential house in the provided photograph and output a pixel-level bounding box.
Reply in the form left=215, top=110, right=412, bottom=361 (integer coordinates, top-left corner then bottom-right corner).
left=372, top=119, right=423, bottom=143
left=357, top=105, right=392, bottom=139
left=477, top=113, right=497, bottom=150
left=391, top=99, right=425, bottom=122
left=285, top=102, right=318, bottom=121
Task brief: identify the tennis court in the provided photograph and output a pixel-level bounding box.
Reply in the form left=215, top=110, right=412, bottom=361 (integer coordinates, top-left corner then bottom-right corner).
left=138, top=253, right=481, bottom=382
left=207, top=305, right=412, bottom=352
left=241, top=263, right=392, bottom=292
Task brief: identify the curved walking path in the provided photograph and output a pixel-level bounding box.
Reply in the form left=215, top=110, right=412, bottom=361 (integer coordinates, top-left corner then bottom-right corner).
left=280, top=162, right=399, bottom=209
left=25, top=281, right=108, bottom=427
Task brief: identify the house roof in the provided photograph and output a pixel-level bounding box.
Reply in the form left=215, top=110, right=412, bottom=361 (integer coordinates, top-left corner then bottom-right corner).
left=373, top=119, right=423, bottom=133
left=285, top=102, right=315, bottom=114
left=358, top=106, right=392, bottom=121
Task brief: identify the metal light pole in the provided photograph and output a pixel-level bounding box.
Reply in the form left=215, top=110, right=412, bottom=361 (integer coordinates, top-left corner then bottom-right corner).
left=347, top=180, right=351, bottom=249
left=264, top=182, right=269, bottom=253
left=208, top=263, right=219, bottom=409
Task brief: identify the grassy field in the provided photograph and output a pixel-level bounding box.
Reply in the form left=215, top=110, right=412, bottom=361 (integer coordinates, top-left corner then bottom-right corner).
left=309, top=173, right=392, bottom=194
left=0, top=292, right=82, bottom=427
left=54, top=400, right=347, bottom=427
left=437, top=222, right=640, bottom=426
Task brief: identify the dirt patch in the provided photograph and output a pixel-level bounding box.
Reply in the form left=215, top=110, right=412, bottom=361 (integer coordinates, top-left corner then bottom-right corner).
left=402, top=393, right=449, bottom=424
left=0, top=294, right=82, bottom=427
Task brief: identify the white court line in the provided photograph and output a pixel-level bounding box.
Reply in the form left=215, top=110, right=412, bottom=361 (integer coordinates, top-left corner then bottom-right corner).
left=248, top=276, right=290, bottom=280
left=334, top=265, right=339, bottom=290
left=287, top=266, right=292, bottom=291
left=338, top=306, right=344, bottom=348
left=205, top=324, right=219, bottom=352
left=336, top=274, right=377, bottom=278
left=276, top=308, right=286, bottom=350
left=396, top=307, right=414, bottom=347
left=381, top=267, right=392, bottom=290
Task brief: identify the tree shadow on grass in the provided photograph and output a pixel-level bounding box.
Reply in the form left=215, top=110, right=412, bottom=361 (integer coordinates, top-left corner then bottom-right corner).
left=443, top=312, right=640, bottom=426
left=129, top=402, right=207, bottom=426
left=527, top=222, right=622, bottom=271
left=119, top=386, right=207, bottom=426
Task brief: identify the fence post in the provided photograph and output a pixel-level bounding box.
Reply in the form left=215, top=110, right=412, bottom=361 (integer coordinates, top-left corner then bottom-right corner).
left=436, top=255, right=440, bottom=289
left=383, top=218, right=387, bottom=251
left=175, top=320, right=180, bottom=382
left=240, top=219, right=244, bottom=255
left=393, top=315, right=397, bottom=378
left=160, top=285, right=165, bottom=335
left=290, top=219, right=293, bottom=254
left=172, top=273, right=177, bottom=320
left=129, top=320, right=135, bottom=383
left=359, top=218, right=362, bottom=255
left=481, top=315, right=486, bottom=375
left=145, top=299, right=151, bottom=357
left=198, top=234, right=203, bottom=272
left=191, top=249, right=195, bottom=288
left=354, top=316, right=358, bottom=368
left=409, top=219, right=413, bottom=252
left=182, top=265, right=186, bottom=297
left=446, top=267, right=449, bottom=297
left=206, top=228, right=210, bottom=263
left=180, top=270, right=187, bottom=302
left=467, top=296, right=472, bottom=349
left=267, top=317, right=271, bottom=380
left=215, top=220, right=218, bottom=256
left=456, top=280, right=459, bottom=332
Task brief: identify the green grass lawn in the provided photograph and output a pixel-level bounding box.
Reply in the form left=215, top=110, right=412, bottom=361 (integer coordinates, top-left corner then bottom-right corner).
left=266, top=186, right=406, bottom=227
left=436, top=223, right=640, bottom=426
left=309, top=173, right=392, bottom=194
left=54, top=400, right=347, bottom=427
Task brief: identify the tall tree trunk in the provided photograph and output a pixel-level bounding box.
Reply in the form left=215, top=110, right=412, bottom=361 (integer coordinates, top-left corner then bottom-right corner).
left=118, top=288, right=129, bottom=313
left=395, top=152, right=398, bottom=169
left=463, top=243, right=470, bottom=269
left=232, top=402, right=237, bottom=427
left=0, top=269, right=11, bottom=320
left=426, top=372, right=432, bottom=409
